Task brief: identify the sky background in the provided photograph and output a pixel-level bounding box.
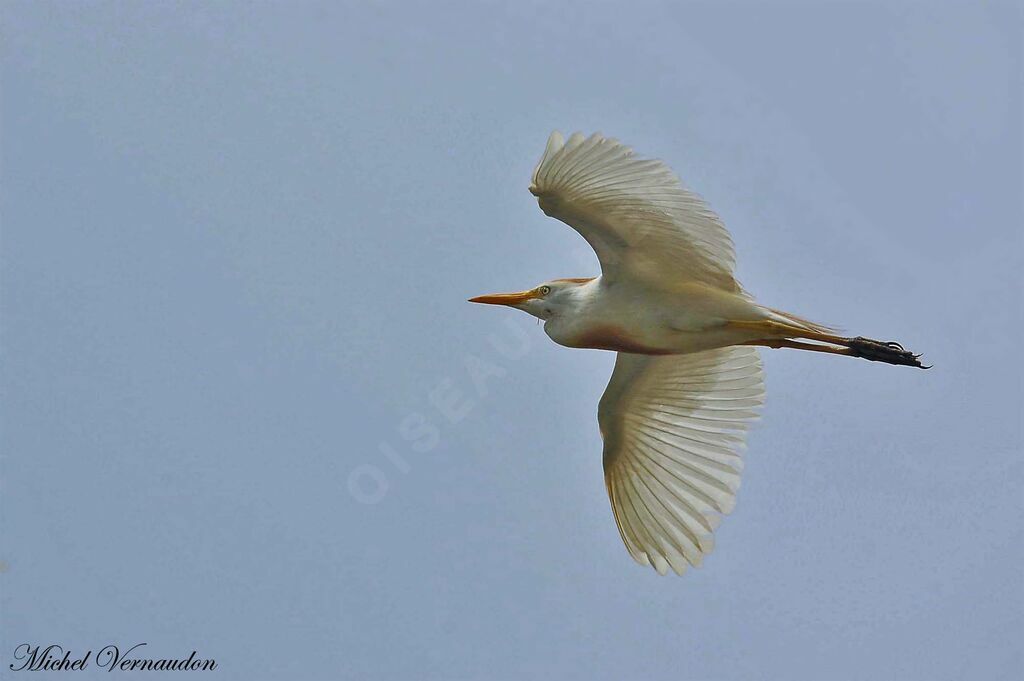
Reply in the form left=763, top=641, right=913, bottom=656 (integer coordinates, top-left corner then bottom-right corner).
left=2, top=2, right=1021, bottom=679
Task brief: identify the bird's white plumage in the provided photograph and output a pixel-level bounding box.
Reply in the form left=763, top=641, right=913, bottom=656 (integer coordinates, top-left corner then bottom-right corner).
left=599, top=346, right=764, bottom=575
left=528, top=131, right=767, bottom=574
left=530, top=131, right=739, bottom=292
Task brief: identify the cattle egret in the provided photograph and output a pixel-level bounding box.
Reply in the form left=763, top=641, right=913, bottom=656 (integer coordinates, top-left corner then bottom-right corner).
left=470, top=131, right=926, bottom=576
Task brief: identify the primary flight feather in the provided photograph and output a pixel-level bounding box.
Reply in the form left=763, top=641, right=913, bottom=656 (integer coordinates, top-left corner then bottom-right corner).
left=471, top=131, right=926, bottom=575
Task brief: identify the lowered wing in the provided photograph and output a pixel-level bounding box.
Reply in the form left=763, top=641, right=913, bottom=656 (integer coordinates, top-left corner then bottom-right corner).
left=599, top=346, right=764, bottom=575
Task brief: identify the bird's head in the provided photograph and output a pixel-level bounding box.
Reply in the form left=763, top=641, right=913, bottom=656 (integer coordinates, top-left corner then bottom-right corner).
left=469, top=278, right=591, bottom=321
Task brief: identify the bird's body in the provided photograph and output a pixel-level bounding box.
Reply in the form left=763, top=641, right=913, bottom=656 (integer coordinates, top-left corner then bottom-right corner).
left=471, top=131, right=925, bottom=575
left=541, top=278, right=774, bottom=355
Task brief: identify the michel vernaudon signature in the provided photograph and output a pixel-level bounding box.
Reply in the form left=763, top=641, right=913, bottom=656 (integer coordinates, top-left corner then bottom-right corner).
left=9, top=643, right=217, bottom=672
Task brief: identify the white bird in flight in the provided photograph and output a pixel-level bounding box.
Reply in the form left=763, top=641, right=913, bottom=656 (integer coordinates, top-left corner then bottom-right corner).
left=470, top=131, right=926, bottom=576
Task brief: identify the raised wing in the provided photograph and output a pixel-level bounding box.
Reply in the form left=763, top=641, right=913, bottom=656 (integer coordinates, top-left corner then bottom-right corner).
left=599, top=347, right=764, bottom=575
left=530, top=131, right=739, bottom=291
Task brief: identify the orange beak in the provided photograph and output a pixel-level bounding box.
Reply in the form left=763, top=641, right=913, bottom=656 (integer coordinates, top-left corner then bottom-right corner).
left=468, top=289, right=539, bottom=307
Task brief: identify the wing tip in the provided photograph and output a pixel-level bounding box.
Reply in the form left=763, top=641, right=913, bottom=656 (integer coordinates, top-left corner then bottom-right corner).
left=530, top=130, right=565, bottom=195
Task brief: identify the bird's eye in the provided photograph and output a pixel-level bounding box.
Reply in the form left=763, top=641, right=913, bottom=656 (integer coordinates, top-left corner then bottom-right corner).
left=539, top=286, right=551, bottom=295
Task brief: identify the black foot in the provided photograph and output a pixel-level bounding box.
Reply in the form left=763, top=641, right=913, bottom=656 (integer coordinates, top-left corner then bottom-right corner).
left=848, top=337, right=930, bottom=369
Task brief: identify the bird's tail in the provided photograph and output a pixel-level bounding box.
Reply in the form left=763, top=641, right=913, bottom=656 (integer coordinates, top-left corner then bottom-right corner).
left=764, top=307, right=839, bottom=336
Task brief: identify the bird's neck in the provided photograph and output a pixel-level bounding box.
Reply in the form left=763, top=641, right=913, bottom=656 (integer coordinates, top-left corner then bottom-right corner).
left=542, top=279, right=598, bottom=338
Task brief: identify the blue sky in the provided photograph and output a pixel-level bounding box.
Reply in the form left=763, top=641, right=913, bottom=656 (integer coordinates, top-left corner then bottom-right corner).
left=2, top=2, right=1021, bottom=679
